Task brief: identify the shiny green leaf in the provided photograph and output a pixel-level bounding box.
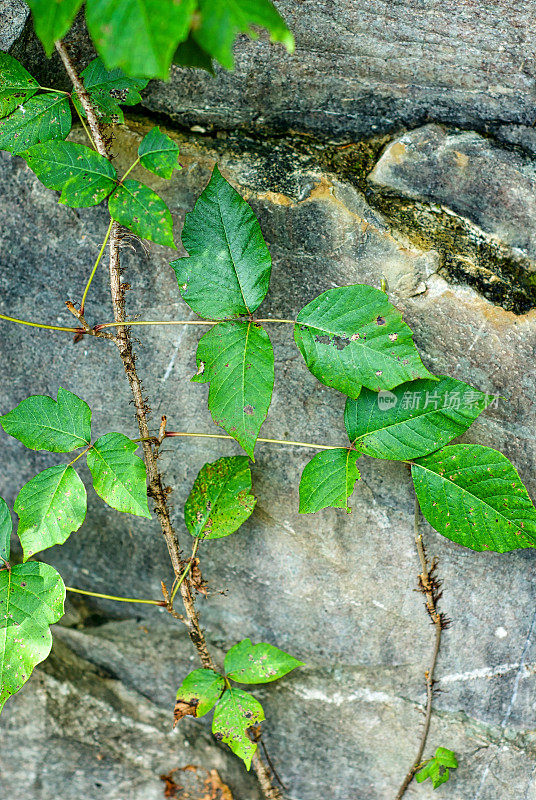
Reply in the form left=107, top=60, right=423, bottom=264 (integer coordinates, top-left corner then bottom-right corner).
left=15, top=465, right=87, bottom=561
left=185, top=456, right=256, bottom=539
left=192, top=322, right=274, bottom=459
left=0, top=93, right=71, bottom=155
left=299, top=448, right=360, bottom=513
left=87, top=432, right=151, bottom=518
left=139, top=126, right=180, bottom=179
left=295, top=285, right=435, bottom=398
left=413, top=445, right=536, bottom=552
left=0, top=53, right=39, bottom=119
left=85, top=0, right=196, bottom=80
left=0, top=388, right=91, bottom=452
left=0, top=562, right=65, bottom=713
left=225, top=638, right=303, bottom=684
left=23, top=141, right=117, bottom=207
left=194, top=0, right=294, bottom=70
left=173, top=165, right=271, bottom=319
left=344, top=376, right=491, bottom=460
left=173, top=34, right=215, bottom=74
left=212, top=687, right=264, bottom=769
left=108, top=179, right=175, bottom=247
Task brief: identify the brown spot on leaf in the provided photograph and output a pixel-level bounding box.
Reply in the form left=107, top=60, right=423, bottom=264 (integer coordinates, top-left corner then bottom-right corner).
left=173, top=697, right=199, bottom=726
left=243, top=405, right=255, bottom=415
left=376, top=316, right=386, bottom=325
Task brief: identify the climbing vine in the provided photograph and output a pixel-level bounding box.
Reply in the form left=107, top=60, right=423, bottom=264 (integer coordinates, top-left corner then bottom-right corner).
left=0, top=4, right=535, bottom=798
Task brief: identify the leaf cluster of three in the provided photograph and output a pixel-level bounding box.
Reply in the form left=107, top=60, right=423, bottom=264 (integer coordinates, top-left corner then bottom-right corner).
left=174, top=166, right=536, bottom=555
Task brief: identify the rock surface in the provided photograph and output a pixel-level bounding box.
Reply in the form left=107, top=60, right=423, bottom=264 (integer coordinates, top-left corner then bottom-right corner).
left=1, top=5, right=536, bottom=800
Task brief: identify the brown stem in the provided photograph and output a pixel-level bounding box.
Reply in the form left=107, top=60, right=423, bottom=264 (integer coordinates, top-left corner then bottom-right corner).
left=395, top=496, right=444, bottom=800
left=56, top=38, right=281, bottom=795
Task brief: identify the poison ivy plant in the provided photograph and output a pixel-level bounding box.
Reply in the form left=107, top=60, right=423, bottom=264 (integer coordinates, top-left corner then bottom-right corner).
left=175, top=637, right=302, bottom=768
left=299, top=449, right=361, bottom=513
left=173, top=164, right=272, bottom=320
left=0, top=53, right=39, bottom=118
left=0, top=497, right=12, bottom=563
left=138, top=126, right=181, bottom=179
left=15, top=465, right=87, bottom=561
left=86, top=433, right=151, bottom=518
left=416, top=747, right=458, bottom=789
left=192, top=322, right=274, bottom=459
left=108, top=179, right=175, bottom=247
left=412, top=445, right=536, bottom=552
left=0, top=388, right=91, bottom=452
left=295, top=285, right=434, bottom=398
left=185, top=455, right=256, bottom=539
left=0, top=93, right=71, bottom=154
left=25, top=0, right=84, bottom=56
left=0, top=560, right=65, bottom=713
left=72, top=57, right=148, bottom=123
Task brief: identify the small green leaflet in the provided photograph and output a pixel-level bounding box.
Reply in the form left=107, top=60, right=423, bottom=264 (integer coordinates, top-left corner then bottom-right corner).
left=139, top=127, right=181, bottom=180
left=173, top=165, right=272, bottom=319
left=0, top=388, right=91, bottom=452
left=294, top=285, right=435, bottom=398
left=224, top=639, right=303, bottom=684
left=212, top=687, right=264, bottom=769
left=412, top=445, right=536, bottom=552
left=73, top=57, right=148, bottom=123
left=194, top=0, right=295, bottom=70
left=15, top=465, right=87, bottom=561
left=0, top=499, right=11, bottom=563
left=0, top=93, right=71, bottom=155
left=344, top=376, right=491, bottom=461
left=416, top=748, right=458, bottom=789
left=0, top=53, right=39, bottom=119
left=192, top=322, right=274, bottom=459
left=173, top=34, right=215, bottom=74
left=185, top=456, right=256, bottom=539
left=108, top=179, right=175, bottom=247
left=23, top=141, right=117, bottom=208
left=175, top=669, right=225, bottom=718
left=26, top=0, right=84, bottom=56
left=299, top=448, right=360, bottom=513
left=85, top=0, right=196, bottom=80
left=0, top=562, right=65, bottom=714
left=86, top=433, right=151, bottom=518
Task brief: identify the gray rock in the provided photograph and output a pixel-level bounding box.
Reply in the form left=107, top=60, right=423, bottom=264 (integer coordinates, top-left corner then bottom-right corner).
left=0, top=0, right=28, bottom=50
left=1, top=119, right=536, bottom=799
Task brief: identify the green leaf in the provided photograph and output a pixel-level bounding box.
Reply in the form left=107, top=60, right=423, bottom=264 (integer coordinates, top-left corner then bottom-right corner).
left=23, top=141, right=117, bottom=207
left=299, top=449, right=360, bottom=513
left=173, top=34, right=215, bottom=74
left=139, top=127, right=180, bottom=179
left=194, top=0, right=295, bottom=70
left=0, top=53, right=39, bottom=119
left=415, top=762, right=431, bottom=783
left=212, top=687, right=264, bottom=769
left=73, top=57, right=148, bottom=123
left=108, top=179, right=175, bottom=247
left=192, top=322, right=274, bottom=459
left=225, top=638, right=303, bottom=684
left=185, top=456, right=256, bottom=539
left=85, top=0, right=196, bottom=80
left=86, top=432, right=151, bottom=519
left=175, top=669, right=225, bottom=718
left=172, top=165, right=272, bottom=319
left=344, top=376, right=491, bottom=460
left=435, top=748, right=458, bottom=769
left=26, top=0, right=84, bottom=56
left=1, top=388, right=91, bottom=453
left=15, top=465, right=87, bottom=561
left=0, top=93, right=71, bottom=155
left=0, top=499, right=12, bottom=563
left=412, top=444, right=536, bottom=552
left=0, top=562, right=65, bottom=713
left=431, top=768, right=450, bottom=789
left=294, top=285, right=435, bottom=398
